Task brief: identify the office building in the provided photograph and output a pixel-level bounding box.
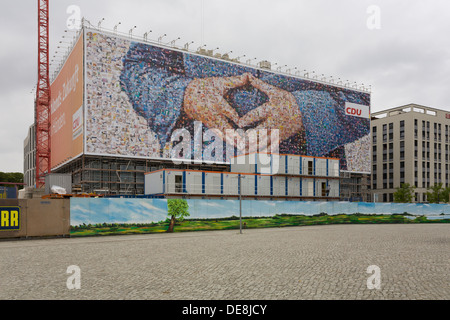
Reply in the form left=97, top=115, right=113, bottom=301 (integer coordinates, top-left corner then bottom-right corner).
left=371, top=104, right=450, bottom=203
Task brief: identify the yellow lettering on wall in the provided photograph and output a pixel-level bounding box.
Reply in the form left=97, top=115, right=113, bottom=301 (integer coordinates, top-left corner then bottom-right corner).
left=1, top=211, right=9, bottom=227
left=10, top=211, right=19, bottom=227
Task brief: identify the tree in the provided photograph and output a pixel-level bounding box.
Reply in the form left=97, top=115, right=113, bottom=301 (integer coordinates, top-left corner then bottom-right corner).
left=440, top=186, right=450, bottom=203
left=393, top=183, right=415, bottom=203
left=0, top=172, right=24, bottom=190
left=426, top=183, right=450, bottom=203
left=166, top=199, right=190, bottom=233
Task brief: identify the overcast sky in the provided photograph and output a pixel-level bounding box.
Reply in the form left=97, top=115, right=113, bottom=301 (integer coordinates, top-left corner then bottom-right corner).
left=1, top=0, right=449, bottom=173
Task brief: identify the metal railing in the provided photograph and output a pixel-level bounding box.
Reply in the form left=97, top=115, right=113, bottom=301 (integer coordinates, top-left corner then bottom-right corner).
left=162, top=182, right=338, bottom=198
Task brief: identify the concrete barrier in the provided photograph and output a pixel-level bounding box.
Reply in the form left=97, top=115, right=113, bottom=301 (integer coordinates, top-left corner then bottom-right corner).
left=0, top=199, right=70, bottom=240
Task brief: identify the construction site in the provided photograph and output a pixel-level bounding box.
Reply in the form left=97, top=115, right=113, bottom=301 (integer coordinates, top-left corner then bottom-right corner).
left=21, top=1, right=372, bottom=200
left=0, top=0, right=375, bottom=240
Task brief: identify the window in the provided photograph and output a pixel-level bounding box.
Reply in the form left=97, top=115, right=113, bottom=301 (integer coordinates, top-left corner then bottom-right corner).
left=400, top=141, right=405, bottom=159
left=321, top=182, right=328, bottom=197
left=175, top=175, right=183, bottom=193
left=372, top=126, right=377, bottom=143
left=414, top=121, right=418, bottom=138
left=400, top=120, right=405, bottom=139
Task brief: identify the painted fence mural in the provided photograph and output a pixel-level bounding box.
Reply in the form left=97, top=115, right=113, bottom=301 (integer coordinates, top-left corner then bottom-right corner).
left=70, top=198, right=450, bottom=227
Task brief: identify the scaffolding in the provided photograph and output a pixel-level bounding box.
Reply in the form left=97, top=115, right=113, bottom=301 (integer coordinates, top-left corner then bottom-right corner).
left=339, top=171, right=372, bottom=202
left=54, top=155, right=229, bottom=196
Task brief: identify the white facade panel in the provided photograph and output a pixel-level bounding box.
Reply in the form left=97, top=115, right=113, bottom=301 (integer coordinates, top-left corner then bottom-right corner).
left=316, top=179, right=327, bottom=197
left=205, top=172, right=221, bottom=195
left=330, top=160, right=340, bottom=177
left=256, top=153, right=272, bottom=174
left=288, top=177, right=301, bottom=197
left=302, top=158, right=314, bottom=176
left=240, top=174, right=254, bottom=196
left=278, top=155, right=287, bottom=175
left=185, top=171, right=202, bottom=194
left=145, top=171, right=164, bottom=195
left=287, top=156, right=300, bottom=175
left=230, top=154, right=255, bottom=174
left=315, top=159, right=327, bottom=176
left=272, top=176, right=286, bottom=196
left=165, top=171, right=181, bottom=194
left=303, top=178, right=314, bottom=197
left=223, top=173, right=239, bottom=196
left=257, top=175, right=271, bottom=196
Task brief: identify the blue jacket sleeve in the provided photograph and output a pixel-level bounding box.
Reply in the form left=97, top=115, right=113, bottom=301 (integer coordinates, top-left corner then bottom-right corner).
left=120, top=63, right=192, bottom=147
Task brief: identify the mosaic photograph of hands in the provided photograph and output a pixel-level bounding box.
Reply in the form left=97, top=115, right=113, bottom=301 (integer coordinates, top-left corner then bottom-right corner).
left=86, top=32, right=371, bottom=172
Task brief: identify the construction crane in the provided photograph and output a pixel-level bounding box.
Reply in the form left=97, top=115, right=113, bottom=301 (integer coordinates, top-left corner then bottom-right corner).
left=35, top=0, right=51, bottom=188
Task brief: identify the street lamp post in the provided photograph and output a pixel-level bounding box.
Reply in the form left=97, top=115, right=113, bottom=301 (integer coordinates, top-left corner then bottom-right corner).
left=144, top=30, right=152, bottom=41
left=129, top=26, right=137, bottom=38
left=235, top=55, right=246, bottom=62
left=239, top=174, right=243, bottom=234
left=183, top=41, right=194, bottom=51
left=114, top=22, right=121, bottom=33
left=97, top=18, right=105, bottom=30
left=170, top=37, right=181, bottom=47
left=158, top=34, right=167, bottom=44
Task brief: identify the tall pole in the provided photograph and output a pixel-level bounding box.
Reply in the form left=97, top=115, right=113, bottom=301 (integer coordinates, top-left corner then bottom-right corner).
left=35, top=0, right=51, bottom=188
left=239, top=174, right=242, bottom=234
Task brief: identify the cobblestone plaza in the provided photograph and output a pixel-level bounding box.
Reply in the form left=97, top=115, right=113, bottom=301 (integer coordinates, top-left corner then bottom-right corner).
left=0, top=224, right=448, bottom=300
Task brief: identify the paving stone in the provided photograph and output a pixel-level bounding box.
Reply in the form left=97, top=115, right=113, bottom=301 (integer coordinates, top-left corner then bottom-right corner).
left=0, top=224, right=448, bottom=300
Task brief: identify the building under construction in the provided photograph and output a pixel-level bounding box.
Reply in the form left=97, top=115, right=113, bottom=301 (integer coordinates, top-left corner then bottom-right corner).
left=24, top=22, right=372, bottom=199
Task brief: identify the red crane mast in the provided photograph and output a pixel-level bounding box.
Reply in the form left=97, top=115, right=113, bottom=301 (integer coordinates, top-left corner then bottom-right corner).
left=35, top=0, right=51, bottom=187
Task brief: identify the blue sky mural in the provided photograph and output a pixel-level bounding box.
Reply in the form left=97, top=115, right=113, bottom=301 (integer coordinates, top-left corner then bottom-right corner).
left=70, top=198, right=450, bottom=227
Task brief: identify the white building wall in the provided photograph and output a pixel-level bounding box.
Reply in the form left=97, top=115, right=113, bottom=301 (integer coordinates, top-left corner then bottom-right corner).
left=145, top=155, right=340, bottom=198
left=287, top=156, right=300, bottom=175
left=303, top=178, right=314, bottom=197
left=302, top=158, right=314, bottom=176
left=205, top=172, right=221, bottom=195
left=144, top=171, right=164, bottom=195
left=257, top=175, right=271, bottom=196
left=240, top=174, right=254, bottom=196
left=223, top=173, right=239, bottom=196
left=315, top=159, right=327, bottom=176
left=329, top=160, right=340, bottom=177
left=185, top=171, right=202, bottom=194
left=288, top=177, right=301, bottom=197
left=272, top=176, right=286, bottom=196
left=230, top=154, right=255, bottom=174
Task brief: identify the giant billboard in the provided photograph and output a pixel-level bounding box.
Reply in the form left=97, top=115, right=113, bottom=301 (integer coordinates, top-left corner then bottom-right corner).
left=84, top=29, right=371, bottom=173
left=50, top=33, right=84, bottom=169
